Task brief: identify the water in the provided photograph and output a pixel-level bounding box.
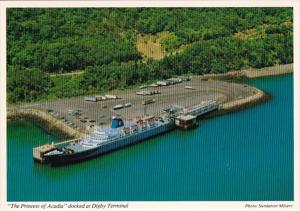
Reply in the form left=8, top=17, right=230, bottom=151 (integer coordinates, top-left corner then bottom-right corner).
left=7, top=74, right=293, bottom=201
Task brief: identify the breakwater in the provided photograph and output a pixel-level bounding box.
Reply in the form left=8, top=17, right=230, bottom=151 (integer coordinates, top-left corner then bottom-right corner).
left=7, top=108, right=83, bottom=139
left=216, top=87, right=270, bottom=115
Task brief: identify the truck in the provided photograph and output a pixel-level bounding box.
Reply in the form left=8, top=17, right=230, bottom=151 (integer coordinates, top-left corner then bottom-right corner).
left=167, top=78, right=182, bottom=84
left=142, top=99, right=156, bottom=105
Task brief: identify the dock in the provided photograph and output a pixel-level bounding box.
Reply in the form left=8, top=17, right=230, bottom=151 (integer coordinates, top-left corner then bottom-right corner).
left=33, top=138, right=81, bottom=163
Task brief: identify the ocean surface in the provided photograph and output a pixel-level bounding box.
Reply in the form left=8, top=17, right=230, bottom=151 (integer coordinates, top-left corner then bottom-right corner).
left=7, top=74, right=293, bottom=201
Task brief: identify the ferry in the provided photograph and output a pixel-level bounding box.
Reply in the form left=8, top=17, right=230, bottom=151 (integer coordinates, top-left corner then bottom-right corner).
left=42, top=115, right=175, bottom=165
left=33, top=100, right=219, bottom=166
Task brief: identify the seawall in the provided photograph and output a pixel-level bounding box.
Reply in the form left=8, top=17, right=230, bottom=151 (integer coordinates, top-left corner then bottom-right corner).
left=204, top=87, right=269, bottom=118
left=7, top=108, right=83, bottom=139
left=219, top=87, right=269, bottom=114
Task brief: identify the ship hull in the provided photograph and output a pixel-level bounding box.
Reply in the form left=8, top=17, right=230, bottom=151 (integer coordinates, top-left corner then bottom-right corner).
left=46, top=123, right=174, bottom=166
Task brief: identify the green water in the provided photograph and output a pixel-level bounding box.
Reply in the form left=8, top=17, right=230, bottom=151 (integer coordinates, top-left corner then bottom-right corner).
left=7, top=74, right=293, bottom=201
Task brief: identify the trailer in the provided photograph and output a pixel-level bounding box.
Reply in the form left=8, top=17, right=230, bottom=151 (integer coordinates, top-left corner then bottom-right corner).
left=105, top=94, right=120, bottom=99
left=142, top=99, right=156, bottom=105
left=136, top=90, right=160, bottom=96
left=84, top=96, right=97, bottom=102
left=157, top=81, right=170, bottom=86
left=167, top=78, right=182, bottom=84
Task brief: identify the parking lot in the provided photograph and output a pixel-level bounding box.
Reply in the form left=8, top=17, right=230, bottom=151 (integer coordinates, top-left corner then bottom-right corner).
left=32, top=76, right=257, bottom=132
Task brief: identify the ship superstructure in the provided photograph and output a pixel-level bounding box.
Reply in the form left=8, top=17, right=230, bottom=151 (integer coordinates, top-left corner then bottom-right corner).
left=40, top=114, right=174, bottom=165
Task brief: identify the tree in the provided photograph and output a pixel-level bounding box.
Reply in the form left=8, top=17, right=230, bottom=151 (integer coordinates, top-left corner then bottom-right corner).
left=7, top=66, right=52, bottom=103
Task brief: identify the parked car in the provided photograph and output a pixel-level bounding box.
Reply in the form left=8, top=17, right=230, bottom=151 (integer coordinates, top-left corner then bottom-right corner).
left=124, top=103, right=132, bottom=108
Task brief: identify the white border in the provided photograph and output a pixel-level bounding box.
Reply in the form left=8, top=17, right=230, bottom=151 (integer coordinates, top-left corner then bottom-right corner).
left=0, top=1, right=299, bottom=211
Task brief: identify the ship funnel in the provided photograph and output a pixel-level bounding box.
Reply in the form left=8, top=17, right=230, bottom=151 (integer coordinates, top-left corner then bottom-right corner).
left=111, top=116, right=124, bottom=128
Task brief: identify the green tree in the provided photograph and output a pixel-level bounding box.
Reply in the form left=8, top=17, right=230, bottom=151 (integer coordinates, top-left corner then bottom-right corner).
left=7, top=66, right=52, bottom=103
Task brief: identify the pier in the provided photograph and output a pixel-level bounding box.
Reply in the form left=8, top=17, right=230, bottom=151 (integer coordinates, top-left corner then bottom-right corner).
left=33, top=138, right=81, bottom=163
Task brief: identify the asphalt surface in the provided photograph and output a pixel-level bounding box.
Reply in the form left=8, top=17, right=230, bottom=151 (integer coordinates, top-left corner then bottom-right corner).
left=29, top=76, right=257, bottom=131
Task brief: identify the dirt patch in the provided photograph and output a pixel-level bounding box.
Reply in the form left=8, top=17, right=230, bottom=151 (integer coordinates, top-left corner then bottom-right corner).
left=136, top=32, right=169, bottom=60
left=136, top=31, right=188, bottom=60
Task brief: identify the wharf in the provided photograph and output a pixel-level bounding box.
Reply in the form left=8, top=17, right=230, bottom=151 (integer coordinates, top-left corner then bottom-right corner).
left=33, top=138, right=81, bottom=163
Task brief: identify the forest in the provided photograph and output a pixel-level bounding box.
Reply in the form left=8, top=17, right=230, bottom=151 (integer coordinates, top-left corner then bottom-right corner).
left=7, top=8, right=293, bottom=103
